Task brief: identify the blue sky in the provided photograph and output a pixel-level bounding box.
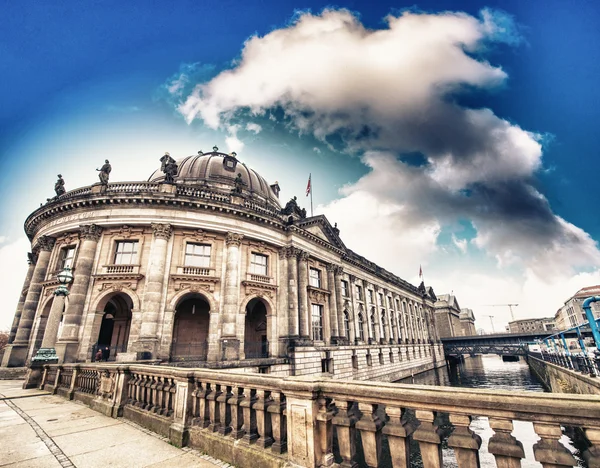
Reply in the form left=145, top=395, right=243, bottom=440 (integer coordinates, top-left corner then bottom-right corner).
left=1, top=0, right=599, bottom=331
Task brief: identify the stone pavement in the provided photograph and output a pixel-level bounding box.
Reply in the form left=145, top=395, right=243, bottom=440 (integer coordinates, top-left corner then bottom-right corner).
left=0, top=380, right=229, bottom=468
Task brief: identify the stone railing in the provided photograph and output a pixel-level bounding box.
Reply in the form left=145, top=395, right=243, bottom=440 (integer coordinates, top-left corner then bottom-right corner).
left=536, top=349, right=600, bottom=377
left=102, top=264, right=140, bottom=275
left=106, top=182, right=161, bottom=193
left=40, top=362, right=600, bottom=468
left=176, top=265, right=212, bottom=276
left=246, top=272, right=272, bottom=284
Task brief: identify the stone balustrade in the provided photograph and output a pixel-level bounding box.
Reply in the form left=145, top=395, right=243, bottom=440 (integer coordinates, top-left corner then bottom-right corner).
left=39, top=362, right=600, bottom=468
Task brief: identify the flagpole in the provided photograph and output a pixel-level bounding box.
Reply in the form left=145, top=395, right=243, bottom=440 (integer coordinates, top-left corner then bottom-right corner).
left=310, top=174, right=313, bottom=217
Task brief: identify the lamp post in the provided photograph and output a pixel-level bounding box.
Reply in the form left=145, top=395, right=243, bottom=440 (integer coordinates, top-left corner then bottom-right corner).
left=31, top=267, right=74, bottom=363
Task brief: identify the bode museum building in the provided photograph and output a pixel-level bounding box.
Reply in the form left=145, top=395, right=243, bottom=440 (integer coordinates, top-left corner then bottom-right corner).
left=2, top=148, right=445, bottom=381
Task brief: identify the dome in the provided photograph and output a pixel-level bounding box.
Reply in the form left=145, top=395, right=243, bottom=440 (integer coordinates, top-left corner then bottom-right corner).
left=148, top=150, right=281, bottom=207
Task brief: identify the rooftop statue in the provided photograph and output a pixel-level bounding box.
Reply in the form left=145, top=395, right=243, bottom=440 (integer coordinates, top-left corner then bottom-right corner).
left=96, top=160, right=111, bottom=185
left=282, top=196, right=307, bottom=219
left=54, top=174, right=65, bottom=197
left=232, top=173, right=244, bottom=194
left=160, top=152, right=178, bottom=184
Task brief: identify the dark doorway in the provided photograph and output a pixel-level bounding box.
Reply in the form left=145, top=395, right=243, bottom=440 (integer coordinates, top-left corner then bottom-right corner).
left=244, top=298, right=268, bottom=358
left=94, top=294, right=132, bottom=361
left=171, top=295, right=210, bottom=361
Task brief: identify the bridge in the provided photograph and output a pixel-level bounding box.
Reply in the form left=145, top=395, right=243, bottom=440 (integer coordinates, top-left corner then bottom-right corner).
left=441, top=328, right=594, bottom=357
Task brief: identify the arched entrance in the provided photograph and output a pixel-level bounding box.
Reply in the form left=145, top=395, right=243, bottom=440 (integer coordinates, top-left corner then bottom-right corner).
left=95, top=293, right=132, bottom=361
left=244, top=298, right=268, bottom=358
left=171, top=294, right=210, bottom=361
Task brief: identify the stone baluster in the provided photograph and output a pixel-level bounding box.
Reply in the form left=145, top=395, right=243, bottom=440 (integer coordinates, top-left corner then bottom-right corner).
left=4, top=238, right=54, bottom=367
left=316, top=397, right=335, bottom=467
left=413, top=410, right=442, bottom=468
left=195, top=381, right=210, bottom=428
left=241, top=388, right=258, bottom=444
left=221, top=232, right=244, bottom=359
left=254, top=389, right=273, bottom=448
left=355, top=402, right=383, bottom=468
left=532, top=423, right=576, bottom=468
left=207, top=382, right=222, bottom=432
left=8, top=253, right=35, bottom=344
left=326, top=265, right=340, bottom=340
left=137, top=223, right=172, bottom=356
left=332, top=400, right=358, bottom=468
left=488, top=417, right=525, bottom=468
left=286, top=247, right=299, bottom=337
left=583, top=427, right=600, bottom=466
left=167, top=378, right=177, bottom=416
left=191, top=381, right=201, bottom=424
left=217, top=385, right=232, bottom=436
left=57, top=224, right=102, bottom=363
left=268, top=391, right=287, bottom=454
left=447, top=414, right=481, bottom=468
left=382, top=406, right=415, bottom=468
left=228, top=385, right=245, bottom=439
left=149, top=376, right=159, bottom=412
left=298, top=250, right=310, bottom=338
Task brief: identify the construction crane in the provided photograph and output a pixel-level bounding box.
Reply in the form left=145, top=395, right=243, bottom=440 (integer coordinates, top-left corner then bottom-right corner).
left=483, top=315, right=496, bottom=333
left=482, top=304, right=519, bottom=321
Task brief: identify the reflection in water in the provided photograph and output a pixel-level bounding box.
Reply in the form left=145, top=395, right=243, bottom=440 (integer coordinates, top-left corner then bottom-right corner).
left=396, top=355, right=586, bottom=468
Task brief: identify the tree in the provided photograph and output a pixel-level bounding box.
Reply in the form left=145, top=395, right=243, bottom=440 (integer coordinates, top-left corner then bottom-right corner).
left=0, top=330, right=9, bottom=351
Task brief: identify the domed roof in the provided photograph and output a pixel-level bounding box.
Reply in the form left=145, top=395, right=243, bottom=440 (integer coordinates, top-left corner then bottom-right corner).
left=148, top=150, right=280, bottom=207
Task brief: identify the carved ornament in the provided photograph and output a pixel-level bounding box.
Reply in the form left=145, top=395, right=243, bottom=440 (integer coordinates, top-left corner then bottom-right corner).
left=280, top=246, right=296, bottom=259
left=36, top=236, right=56, bottom=252
left=152, top=223, right=172, bottom=240
left=174, top=282, right=214, bottom=293
left=225, top=232, right=244, bottom=246
left=80, top=224, right=103, bottom=241
left=244, top=287, right=274, bottom=299
left=297, top=250, right=310, bottom=262
left=57, top=232, right=80, bottom=246
left=307, top=286, right=330, bottom=304
left=242, top=280, right=278, bottom=294
left=97, top=282, right=136, bottom=292
left=27, top=252, right=35, bottom=265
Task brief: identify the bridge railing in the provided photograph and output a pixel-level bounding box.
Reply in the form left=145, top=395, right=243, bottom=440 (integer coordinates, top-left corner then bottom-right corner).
left=40, top=362, right=600, bottom=468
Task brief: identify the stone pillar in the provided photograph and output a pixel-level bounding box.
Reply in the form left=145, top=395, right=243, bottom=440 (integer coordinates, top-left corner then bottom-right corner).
left=220, top=232, right=243, bottom=359
left=349, top=275, right=359, bottom=343
left=532, top=423, right=576, bottom=468
left=41, top=294, right=66, bottom=350
left=382, top=406, right=416, bottom=468
left=8, top=253, right=35, bottom=345
left=400, top=298, right=409, bottom=344
left=277, top=248, right=290, bottom=357
left=326, top=265, right=339, bottom=340
left=488, top=417, right=525, bottom=468
left=334, top=266, right=346, bottom=340
left=286, top=247, right=299, bottom=337
left=56, top=224, right=102, bottom=363
left=413, top=410, right=442, bottom=468
left=297, top=250, right=310, bottom=338
left=447, top=414, right=481, bottom=468
left=3, top=237, right=54, bottom=367
left=136, top=223, right=172, bottom=357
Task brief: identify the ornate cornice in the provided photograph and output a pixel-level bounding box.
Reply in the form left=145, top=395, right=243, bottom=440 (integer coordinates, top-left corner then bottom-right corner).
left=80, top=224, right=103, bottom=241
left=225, top=232, right=244, bottom=246
left=152, top=223, right=172, bottom=240
left=36, top=236, right=56, bottom=252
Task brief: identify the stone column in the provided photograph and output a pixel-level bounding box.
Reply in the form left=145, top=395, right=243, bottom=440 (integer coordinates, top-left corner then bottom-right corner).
left=400, top=298, right=409, bottom=344
left=277, top=247, right=290, bottom=356
left=8, top=253, right=36, bottom=345
left=286, top=247, right=299, bottom=337
left=297, top=250, right=310, bottom=338
left=220, top=232, right=243, bottom=359
left=326, top=264, right=339, bottom=340
left=334, top=266, right=346, bottom=341
left=2, top=237, right=54, bottom=367
left=348, top=275, right=359, bottom=343
left=56, top=224, right=102, bottom=363
left=41, top=294, right=67, bottom=350
left=136, top=223, right=172, bottom=357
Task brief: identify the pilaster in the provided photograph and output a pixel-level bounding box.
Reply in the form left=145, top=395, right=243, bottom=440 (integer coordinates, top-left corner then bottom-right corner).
left=297, top=250, right=310, bottom=338
left=220, top=232, right=243, bottom=359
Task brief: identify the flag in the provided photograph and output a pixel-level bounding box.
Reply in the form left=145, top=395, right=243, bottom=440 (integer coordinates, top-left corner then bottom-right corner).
left=419, top=265, right=422, bottom=278
left=306, top=173, right=311, bottom=196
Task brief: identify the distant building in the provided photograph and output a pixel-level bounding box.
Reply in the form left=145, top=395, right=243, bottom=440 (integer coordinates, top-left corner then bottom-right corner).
left=459, top=308, right=477, bottom=336
left=508, top=317, right=555, bottom=334
left=555, top=285, right=600, bottom=330
left=434, top=294, right=462, bottom=337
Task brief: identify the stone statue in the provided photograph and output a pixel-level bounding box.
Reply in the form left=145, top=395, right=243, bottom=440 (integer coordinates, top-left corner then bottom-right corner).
left=232, top=173, right=244, bottom=194
left=54, top=174, right=65, bottom=197
left=160, top=152, right=178, bottom=184
left=282, top=196, right=306, bottom=218
left=96, top=160, right=111, bottom=185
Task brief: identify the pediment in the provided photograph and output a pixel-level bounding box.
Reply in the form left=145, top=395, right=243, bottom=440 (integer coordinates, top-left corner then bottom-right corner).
left=295, top=215, right=346, bottom=250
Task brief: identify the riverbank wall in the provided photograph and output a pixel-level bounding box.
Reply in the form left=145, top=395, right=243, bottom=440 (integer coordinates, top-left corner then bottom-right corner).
left=527, top=355, right=600, bottom=395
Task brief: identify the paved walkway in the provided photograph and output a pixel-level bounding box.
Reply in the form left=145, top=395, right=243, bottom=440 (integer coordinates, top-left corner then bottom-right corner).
left=0, top=380, right=228, bottom=468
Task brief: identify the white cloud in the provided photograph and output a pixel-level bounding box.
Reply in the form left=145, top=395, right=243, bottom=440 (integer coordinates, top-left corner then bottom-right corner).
left=313, top=147, right=321, bottom=154
left=225, top=125, right=244, bottom=153
left=452, top=234, right=468, bottom=254
left=245, top=122, right=262, bottom=134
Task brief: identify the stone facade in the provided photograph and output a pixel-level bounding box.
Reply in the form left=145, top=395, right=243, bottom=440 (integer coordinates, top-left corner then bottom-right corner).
left=433, top=294, right=463, bottom=338
left=2, top=150, right=444, bottom=380
left=555, top=284, right=600, bottom=330
left=459, top=308, right=477, bottom=336
left=508, top=317, right=556, bottom=334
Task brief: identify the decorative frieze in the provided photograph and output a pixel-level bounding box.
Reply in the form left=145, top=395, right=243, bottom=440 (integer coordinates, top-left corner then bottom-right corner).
left=174, top=282, right=216, bottom=293
left=151, top=223, right=173, bottom=240
left=80, top=224, right=103, bottom=241
left=57, top=232, right=80, bottom=246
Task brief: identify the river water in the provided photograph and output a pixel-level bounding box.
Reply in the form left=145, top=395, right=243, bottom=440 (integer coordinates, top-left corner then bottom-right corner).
left=393, top=355, right=587, bottom=468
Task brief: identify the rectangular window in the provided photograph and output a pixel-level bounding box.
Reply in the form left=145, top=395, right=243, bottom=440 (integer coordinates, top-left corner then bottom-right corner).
left=388, top=297, right=393, bottom=309
left=341, top=280, right=349, bottom=297
left=311, top=304, right=323, bottom=341
left=250, top=252, right=268, bottom=276
left=378, top=293, right=384, bottom=306
left=185, top=243, right=211, bottom=268
left=114, top=241, right=138, bottom=265
left=368, top=290, right=374, bottom=304
left=355, top=285, right=363, bottom=301
left=309, top=268, right=321, bottom=288
left=58, top=246, right=75, bottom=270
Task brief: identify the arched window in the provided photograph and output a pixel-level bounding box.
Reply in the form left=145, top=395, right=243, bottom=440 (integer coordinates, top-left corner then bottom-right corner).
left=357, top=313, right=365, bottom=341
left=343, top=311, right=350, bottom=339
